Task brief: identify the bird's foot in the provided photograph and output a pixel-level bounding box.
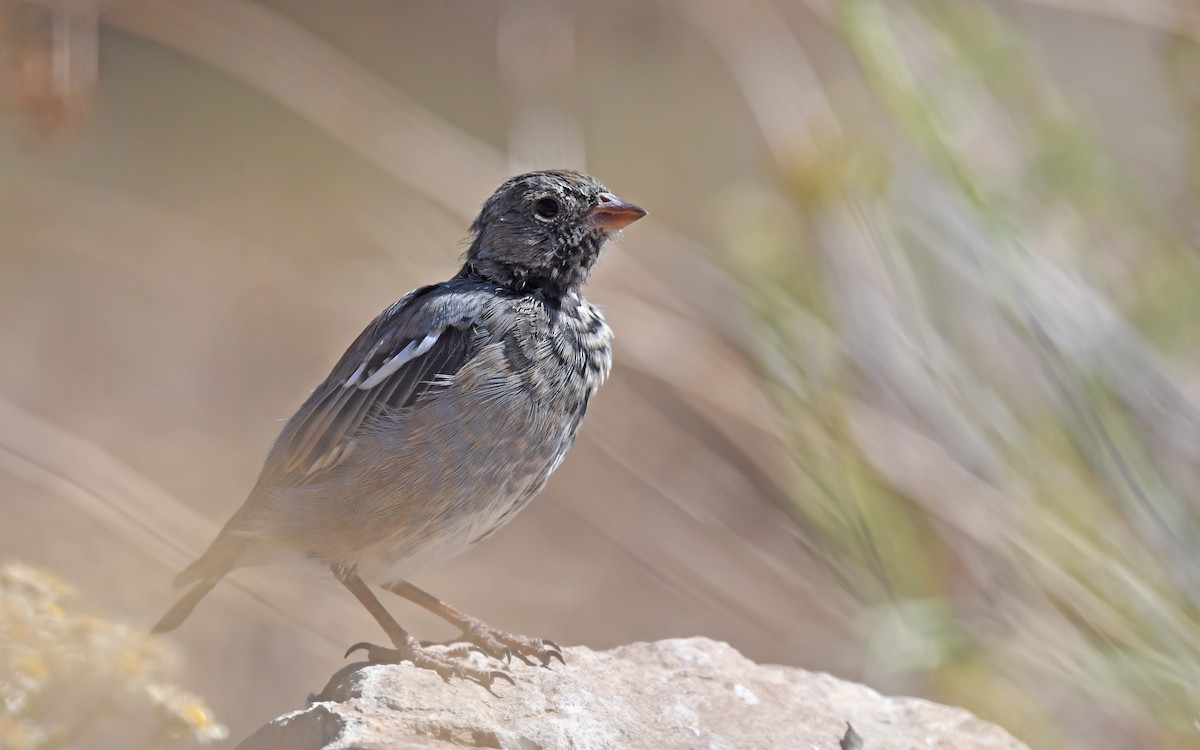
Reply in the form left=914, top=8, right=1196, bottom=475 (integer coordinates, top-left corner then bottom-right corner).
left=457, top=621, right=564, bottom=667
left=344, top=640, right=515, bottom=689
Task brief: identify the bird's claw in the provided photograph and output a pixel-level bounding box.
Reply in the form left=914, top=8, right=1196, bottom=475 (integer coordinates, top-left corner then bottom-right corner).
left=469, top=644, right=490, bottom=660
left=486, top=669, right=516, bottom=687
left=542, top=640, right=566, bottom=666
left=343, top=639, right=513, bottom=689
left=344, top=641, right=383, bottom=660
left=460, top=623, right=566, bottom=668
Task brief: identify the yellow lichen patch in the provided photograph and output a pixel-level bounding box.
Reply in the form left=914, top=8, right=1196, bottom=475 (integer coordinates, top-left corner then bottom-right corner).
left=35, top=602, right=64, bottom=621
left=116, top=647, right=143, bottom=677
left=147, top=683, right=229, bottom=743
left=1, top=561, right=225, bottom=746
left=0, top=563, right=75, bottom=603
left=0, top=716, right=40, bottom=750
left=14, top=654, right=48, bottom=682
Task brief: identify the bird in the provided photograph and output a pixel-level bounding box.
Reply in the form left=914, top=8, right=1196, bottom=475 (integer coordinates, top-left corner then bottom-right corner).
left=152, top=170, right=645, bottom=686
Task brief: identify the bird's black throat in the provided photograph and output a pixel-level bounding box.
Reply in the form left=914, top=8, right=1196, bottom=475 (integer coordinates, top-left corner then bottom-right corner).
left=459, top=231, right=605, bottom=299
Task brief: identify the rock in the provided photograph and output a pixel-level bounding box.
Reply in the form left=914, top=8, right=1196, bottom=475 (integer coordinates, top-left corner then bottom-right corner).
left=238, top=637, right=1027, bottom=750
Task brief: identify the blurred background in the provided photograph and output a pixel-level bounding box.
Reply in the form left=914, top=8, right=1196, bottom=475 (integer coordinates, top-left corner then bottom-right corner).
left=2, top=0, right=1199, bottom=747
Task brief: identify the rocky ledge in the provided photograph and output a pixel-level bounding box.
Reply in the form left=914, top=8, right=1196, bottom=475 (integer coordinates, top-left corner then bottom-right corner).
left=238, top=637, right=1027, bottom=750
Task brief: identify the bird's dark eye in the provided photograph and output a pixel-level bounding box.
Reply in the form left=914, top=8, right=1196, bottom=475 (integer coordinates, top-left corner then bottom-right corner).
left=534, top=197, right=560, bottom=220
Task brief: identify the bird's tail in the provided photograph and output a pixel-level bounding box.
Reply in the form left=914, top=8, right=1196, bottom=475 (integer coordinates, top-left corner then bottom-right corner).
left=152, top=542, right=240, bottom=633
left=152, top=575, right=224, bottom=633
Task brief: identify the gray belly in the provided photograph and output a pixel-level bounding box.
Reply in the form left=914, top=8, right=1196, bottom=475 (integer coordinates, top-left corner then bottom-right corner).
left=247, top=307, right=607, bottom=584
left=265, top=371, right=585, bottom=584
left=366, top=390, right=580, bottom=582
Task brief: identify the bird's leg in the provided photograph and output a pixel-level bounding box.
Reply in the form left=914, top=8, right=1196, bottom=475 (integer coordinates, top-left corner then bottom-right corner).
left=332, top=566, right=514, bottom=687
left=382, top=580, right=564, bottom=667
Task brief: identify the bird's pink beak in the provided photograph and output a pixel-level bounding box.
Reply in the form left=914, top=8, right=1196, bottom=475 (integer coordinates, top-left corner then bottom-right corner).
left=587, top=192, right=647, bottom=231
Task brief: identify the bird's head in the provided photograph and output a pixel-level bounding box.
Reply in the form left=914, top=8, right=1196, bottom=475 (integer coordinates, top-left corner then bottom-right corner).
left=462, top=170, right=646, bottom=297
